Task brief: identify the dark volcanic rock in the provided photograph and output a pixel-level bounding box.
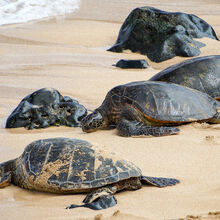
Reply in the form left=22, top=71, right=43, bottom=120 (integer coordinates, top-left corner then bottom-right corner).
left=114, top=59, right=149, bottom=69
left=6, top=88, right=87, bottom=129
left=149, top=55, right=220, bottom=100
left=108, top=7, right=218, bottom=62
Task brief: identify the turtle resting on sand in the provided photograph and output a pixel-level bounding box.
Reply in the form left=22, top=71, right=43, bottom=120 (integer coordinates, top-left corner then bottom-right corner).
left=150, top=55, right=220, bottom=100
left=0, top=137, right=179, bottom=210
left=81, top=81, right=220, bottom=137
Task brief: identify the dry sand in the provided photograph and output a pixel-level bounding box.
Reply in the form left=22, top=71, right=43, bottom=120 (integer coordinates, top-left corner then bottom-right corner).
left=0, top=0, right=220, bottom=219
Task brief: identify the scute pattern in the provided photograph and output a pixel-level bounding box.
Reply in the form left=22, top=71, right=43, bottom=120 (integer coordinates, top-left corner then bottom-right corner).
left=13, top=138, right=141, bottom=192
left=109, top=81, right=217, bottom=123
left=150, top=55, right=220, bottom=100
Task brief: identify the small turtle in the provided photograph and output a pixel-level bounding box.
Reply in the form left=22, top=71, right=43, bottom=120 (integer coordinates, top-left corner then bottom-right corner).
left=0, top=137, right=179, bottom=210
left=81, top=81, right=220, bottom=137
left=150, top=55, right=220, bottom=100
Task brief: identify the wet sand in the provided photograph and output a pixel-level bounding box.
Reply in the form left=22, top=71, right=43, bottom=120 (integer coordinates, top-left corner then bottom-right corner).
left=0, top=0, right=220, bottom=219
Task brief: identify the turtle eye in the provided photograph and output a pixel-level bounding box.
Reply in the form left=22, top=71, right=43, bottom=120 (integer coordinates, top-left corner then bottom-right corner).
left=89, top=118, right=103, bottom=130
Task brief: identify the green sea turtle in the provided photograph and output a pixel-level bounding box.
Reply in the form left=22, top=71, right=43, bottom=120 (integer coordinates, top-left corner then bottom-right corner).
left=81, top=81, right=220, bottom=137
left=0, top=137, right=179, bottom=210
left=149, top=55, right=220, bottom=100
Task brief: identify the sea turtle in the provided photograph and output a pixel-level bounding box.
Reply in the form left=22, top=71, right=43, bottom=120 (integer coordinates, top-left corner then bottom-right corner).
left=81, top=81, right=220, bottom=137
left=0, top=137, right=179, bottom=210
left=149, top=55, right=220, bottom=100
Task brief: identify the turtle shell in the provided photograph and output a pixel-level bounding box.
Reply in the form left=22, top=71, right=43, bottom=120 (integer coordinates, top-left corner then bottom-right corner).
left=107, top=81, right=217, bottom=124
left=149, top=55, right=220, bottom=100
left=12, top=138, right=141, bottom=193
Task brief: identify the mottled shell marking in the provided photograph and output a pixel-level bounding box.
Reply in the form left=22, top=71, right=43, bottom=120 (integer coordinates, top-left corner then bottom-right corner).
left=108, top=81, right=217, bottom=123
left=13, top=138, right=141, bottom=192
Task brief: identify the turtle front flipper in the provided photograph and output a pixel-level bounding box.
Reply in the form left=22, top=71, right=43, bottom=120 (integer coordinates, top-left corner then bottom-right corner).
left=0, top=160, right=15, bottom=188
left=141, top=176, right=180, bottom=187
left=117, top=118, right=179, bottom=137
left=66, top=187, right=117, bottom=210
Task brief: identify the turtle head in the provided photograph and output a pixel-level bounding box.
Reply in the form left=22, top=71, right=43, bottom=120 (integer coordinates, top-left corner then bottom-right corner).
left=81, top=111, right=106, bottom=132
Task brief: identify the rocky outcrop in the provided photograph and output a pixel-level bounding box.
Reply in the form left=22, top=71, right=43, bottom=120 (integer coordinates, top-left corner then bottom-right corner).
left=6, top=88, right=87, bottom=129
left=108, top=7, right=218, bottom=62
left=114, top=59, right=149, bottom=69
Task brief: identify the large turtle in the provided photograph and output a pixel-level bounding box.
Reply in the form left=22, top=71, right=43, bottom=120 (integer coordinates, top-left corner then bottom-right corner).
left=0, top=137, right=179, bottom=210
left=149, top=55, right=220, bottom=100
left=81, top=81, right=220, bottom=137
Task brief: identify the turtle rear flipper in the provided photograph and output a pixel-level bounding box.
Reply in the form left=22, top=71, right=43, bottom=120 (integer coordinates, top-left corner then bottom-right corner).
left=141, top=176, right=180, bottom=187
left=117, top=118, right=179, bottom=137
left=207, top=101, right=220, bottom=123
left=66, top=187, right=117, bottom=210
left=208, top=110, right=220, bottom=124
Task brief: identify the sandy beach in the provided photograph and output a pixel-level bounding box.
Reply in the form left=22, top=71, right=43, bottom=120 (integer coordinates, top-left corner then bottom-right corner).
left=0, top=0, right=220, bottom=219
